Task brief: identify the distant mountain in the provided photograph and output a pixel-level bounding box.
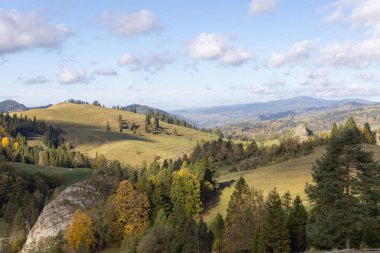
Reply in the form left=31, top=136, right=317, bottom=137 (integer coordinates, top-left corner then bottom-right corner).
left=0, top=100, right=28, bottom=112
left=173, top=96, right=377, bottom=127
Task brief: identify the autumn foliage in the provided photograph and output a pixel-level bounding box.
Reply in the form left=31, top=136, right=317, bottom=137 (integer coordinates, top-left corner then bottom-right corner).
left=113, top=180, right=150, bottom=237
left=65, top=209, right=95, bottom=251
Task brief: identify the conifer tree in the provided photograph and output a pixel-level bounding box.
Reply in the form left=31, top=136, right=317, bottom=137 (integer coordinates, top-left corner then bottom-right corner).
left=118, top=115, right=123, bottom=133
left=224, top=177, right=264, bottom=252
left=106, top=121, right=111, bottom=132
left=287, top=195, right=308, bottom=252
left=262, top=188, right=290, bottom=253
left=306, top=118, right=380, bottom=249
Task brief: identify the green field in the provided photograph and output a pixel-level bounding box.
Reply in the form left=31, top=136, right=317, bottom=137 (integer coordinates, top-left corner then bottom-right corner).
left=0, top=160, right=93, bottom=184
left=18, top=103, right=217, bottom=166
left=205, top=144, right=380, bottom=222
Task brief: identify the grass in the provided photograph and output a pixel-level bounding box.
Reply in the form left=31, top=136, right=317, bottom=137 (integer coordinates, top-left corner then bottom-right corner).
left=204, top=144, right=380, bottom=222
left=18, top=103, right=217, bottom=166
left=1, top=160, right=93, bottom=184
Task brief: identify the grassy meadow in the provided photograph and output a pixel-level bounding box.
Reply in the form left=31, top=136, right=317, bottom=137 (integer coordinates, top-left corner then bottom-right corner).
left=205, top=144, right=380, bottom=222
left=17, top=103, right=217, bottom=166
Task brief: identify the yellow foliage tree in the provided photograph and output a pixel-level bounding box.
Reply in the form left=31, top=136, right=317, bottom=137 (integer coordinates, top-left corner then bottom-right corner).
left=170, top=168, right=203, bottom=217
left=113, top=180, right=150, bottom=237
left=65, top=209, right=95, bottom=251
left=14, top=142, right=20, bottom=149
left=2, top=137, right=10, bottom=148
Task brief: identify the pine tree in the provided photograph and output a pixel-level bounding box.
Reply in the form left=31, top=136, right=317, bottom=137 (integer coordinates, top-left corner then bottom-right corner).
left=287, top=195, right=308, bottom=252
left=306, top=118, right=380, bottom=249
left=118, top=115, right=123, bottom=133
left=224, top=177, right=264, bottom=252
left=262, top=188, right=290, bottom=253
left=106, top=121, right=111, bottom=131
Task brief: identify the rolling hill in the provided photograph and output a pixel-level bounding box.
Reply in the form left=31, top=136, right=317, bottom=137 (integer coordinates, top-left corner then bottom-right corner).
left=16, top=102, right=217, bottom=166
left=173, top=96, right=376, bottom=127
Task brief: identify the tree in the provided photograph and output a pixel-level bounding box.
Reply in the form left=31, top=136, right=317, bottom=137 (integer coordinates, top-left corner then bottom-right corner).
left=2, top=136, right=10, bottom=147
left=330, top=123, right=339, bottom=138
left=287, top=195, right=308, bottom=253
left=306, top=118, right=380, bottom=249
left=92, top=100, right=101, bottom=106
left=145, top=114, right=151, bottom=133
left=209, top=213, right=225, bottom=252
left=65, top=209, right=95, bottom=252
left=262, top=188, right=290, bottom=253
left=362, top=122, right=376, bottom=144
left=106, top=121, right=111, bottom=132
left=170, top=168, right=202, bottom=217
left=113, top=180, right=150, bottom=237
left=224, top=177, right=264, bottom=252
left=118, top=115, right=123, bottom=133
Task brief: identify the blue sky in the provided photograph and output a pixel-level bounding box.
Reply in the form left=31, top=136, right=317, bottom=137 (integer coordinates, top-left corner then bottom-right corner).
left=0, top=0, right=380, bottom=109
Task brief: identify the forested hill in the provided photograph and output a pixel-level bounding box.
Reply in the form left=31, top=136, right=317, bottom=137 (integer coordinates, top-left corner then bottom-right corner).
left=0, top=100, right=27, bottom=112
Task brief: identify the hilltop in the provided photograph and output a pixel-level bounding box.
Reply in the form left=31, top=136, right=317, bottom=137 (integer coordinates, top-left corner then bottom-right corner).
left=0, top=99, right=27, bottom=112
left=16, top=102, right=217, bottom=166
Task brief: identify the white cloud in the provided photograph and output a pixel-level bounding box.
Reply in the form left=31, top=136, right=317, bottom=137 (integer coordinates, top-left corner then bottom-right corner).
left=187, top=33, right=228, bottom=60
left=118, top=52, right=173, bottom=73
left=22, top=75, right=49, bottom=85
left=102, top=10, right=160, bottom=38
left=249, top=0, right=278, bottom=15
left=355, top=73, right=378, bottom=83
left=270, top=40, right=315, bottom=67
left=320, top=38, right=380, bottom=67
left=58, top=67, right=90, bottom=85
left=221, top=48, right=252, bottom=66
left=94, top=68, right=118, bottom=76
left=0, top=9, right=71, bottom=55
left=187, top=33, right=252, bottom=66
left=326, top=0, right=380, bottom=36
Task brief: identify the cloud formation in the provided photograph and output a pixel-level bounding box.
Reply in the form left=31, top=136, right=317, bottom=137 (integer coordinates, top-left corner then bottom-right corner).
left=22, top=75, right=49, bottom=85
left=58, top=66, right=91, bottom=85
left=94, top=68, right=118, bottom=76
left=270, top=40, right=315, bottom=67
left=249, top=0, right=278, bottom=15
left=320, top=38, right=380, bottom=67
left=187, top=33, right=252, bottom=66
left=326, top=0, right=380, bottom=37
left=118, top=52, right=173, bottom=73
left=102, top=10, right=160, bottom=38
left=0, top=9, right=71, bottom=55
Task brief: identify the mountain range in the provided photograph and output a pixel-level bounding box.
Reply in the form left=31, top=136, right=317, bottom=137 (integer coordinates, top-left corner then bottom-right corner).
left=172, top=96, right=377, bottom=127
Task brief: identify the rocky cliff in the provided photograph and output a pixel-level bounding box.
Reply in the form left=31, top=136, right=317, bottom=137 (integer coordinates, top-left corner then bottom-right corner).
left=22, top=181, right=100, bottom=252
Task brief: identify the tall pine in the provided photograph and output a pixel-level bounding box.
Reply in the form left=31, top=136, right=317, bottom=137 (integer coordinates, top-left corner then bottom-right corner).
left=306, top=117, right=380, bottom=249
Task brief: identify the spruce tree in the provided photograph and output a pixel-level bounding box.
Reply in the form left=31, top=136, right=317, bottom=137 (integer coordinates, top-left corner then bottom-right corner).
left=306, top=118, right=380, bottom=249
left=287, top=195, right=308, bottom=252
left=262, top=188, right=290, bottom=253
left=118, top=115, right=123, bottom=133
left=224, top=177, right=264, bottom=252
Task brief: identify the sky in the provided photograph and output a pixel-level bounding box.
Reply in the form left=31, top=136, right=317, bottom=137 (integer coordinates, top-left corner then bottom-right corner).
left=0, top=0, right=380, bottom=110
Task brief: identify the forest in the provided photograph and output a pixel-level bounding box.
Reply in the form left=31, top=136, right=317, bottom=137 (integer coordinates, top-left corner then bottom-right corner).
left=1, top=112, right=379, bottom=252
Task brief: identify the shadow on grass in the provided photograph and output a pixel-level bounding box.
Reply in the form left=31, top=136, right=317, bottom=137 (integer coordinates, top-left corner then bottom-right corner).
left=203, top=179, right=235, bottom=215
left=47, top=120, right=155, bottom=146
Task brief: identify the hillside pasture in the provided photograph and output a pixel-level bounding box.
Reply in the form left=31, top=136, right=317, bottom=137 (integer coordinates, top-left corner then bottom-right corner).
left=17, top=103, right=217, bottom=166
left=205, top=144, right=380, bottom=222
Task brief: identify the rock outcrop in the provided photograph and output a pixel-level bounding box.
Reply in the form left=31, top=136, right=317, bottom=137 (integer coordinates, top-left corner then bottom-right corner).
left=22, top=181, right=100, bottom=252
